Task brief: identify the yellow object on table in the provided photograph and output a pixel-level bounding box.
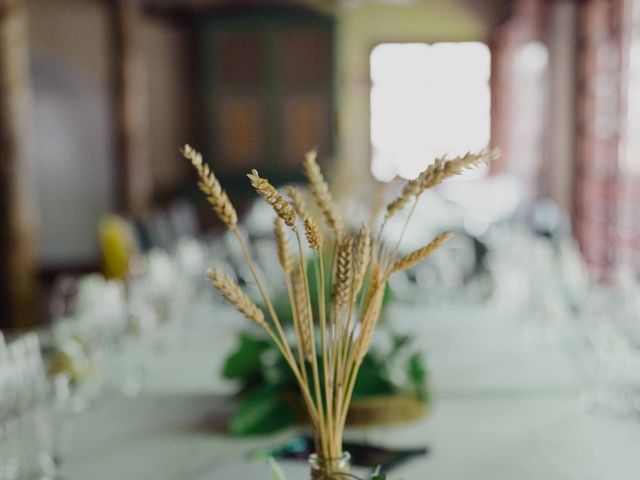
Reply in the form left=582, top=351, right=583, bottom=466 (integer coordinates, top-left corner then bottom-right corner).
left=98, top=215, right=137, bottom=280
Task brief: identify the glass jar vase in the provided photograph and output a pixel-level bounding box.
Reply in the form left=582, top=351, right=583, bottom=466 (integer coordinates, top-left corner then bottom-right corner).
left=308, top=451, right=351, bottom=479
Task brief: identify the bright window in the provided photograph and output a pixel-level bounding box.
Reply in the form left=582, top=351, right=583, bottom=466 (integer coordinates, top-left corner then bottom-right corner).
left=370, top=42, right=491, bottom=181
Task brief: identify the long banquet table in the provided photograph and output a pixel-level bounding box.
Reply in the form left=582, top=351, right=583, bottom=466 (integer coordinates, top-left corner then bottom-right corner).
left=59, top=301, right=640, bottom=480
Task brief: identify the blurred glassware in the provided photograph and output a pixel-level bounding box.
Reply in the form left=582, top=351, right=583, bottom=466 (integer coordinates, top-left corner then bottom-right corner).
left=0, top=334, right=56, bottom=480
left=387, top=231, right=494, bottom=307
left=0, top=331, right=20, bottom=480
left=50, top=373, right=76, bottom=464
left=569, top=267, right=640, bottom=416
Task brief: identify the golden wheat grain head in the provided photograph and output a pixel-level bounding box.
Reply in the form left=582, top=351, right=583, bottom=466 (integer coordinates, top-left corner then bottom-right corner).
left=392, top=231, right=454, bottom=273
left=292, top=263, right=313, bottom=360
left=182, top=145, right=237, bottom=228
left=285, top=185, right=309, bottom=220
left=352, top=224, right=371, bottom=294
left=207, top=268, right=265, bottom=326
left=302, top=150, right=343, bottom=238
left=247, top=169, right=297, bottom=227
left=304, top=216, right=323, bottom=251
left=274, top=217, right=293, bottom=274
left=353, top=283, right=386, bottom=362
left=332, top=235, right=354, bottom=312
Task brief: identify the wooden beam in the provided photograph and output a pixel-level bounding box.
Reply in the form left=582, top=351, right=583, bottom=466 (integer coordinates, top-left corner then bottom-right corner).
left=0, top=0, right=38, bottom=329
left=108, top=0, right=152, bottom=217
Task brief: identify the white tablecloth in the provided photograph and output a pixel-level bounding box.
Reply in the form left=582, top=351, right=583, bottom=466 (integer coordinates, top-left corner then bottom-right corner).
left=59, top=302, right=640, bottom=479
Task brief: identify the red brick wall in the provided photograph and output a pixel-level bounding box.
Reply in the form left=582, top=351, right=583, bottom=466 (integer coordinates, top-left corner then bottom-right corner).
left=574, top=0, right=636, bottom=279
left=489, top=0, right=547, bottom=176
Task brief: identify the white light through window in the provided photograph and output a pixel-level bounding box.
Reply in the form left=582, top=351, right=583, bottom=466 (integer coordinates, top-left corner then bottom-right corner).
left=370, top=42, right=491, bottom=181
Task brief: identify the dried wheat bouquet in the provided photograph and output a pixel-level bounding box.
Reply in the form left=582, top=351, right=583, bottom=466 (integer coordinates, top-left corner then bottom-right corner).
left=183, top=145, right=498, bottom=466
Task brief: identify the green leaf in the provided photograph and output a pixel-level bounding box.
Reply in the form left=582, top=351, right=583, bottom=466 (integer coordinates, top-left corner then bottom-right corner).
left=408, top=353, right=429, bottom=402
left=390, top=333, right=411, bottom=357
left=222, top=332, right=271, bottom=380
left=271, top=293, right=295, bottom=325
left=229, top=384, right=295, bottom=435
left=268, top=457, right=287, bottom=480
left=371, top=465, right=386, bottom=479
left=353, top=355, right=395, bottom=397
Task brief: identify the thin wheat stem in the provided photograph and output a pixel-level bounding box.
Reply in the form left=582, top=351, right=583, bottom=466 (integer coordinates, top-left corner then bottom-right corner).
left=311, top=256, right=329, bottom=454
left=336, top=280, right=362, bottom=443
left=294, top=228, right=327, bottom=454
left=326, top=237, right=339, bottom=440
left=341, top=304, right=354, bottom=367
left=328, top=312, right=340, bottom=455
left=285, top=275, right=309, bottom=385
left=232, top=227, right=318, bottom=420
left=386, top=197, right=419, bottom=272
left=342, top=224, right=369, bottom=370
left=338, top=357, right=360, bottom=434
left=316, top=253, right=334, bottom=457
left=339, top=280, right=386, bottom=432
left=337, top=273, right=358, bottom=425
left=232, top=228, right=287, bottom=347
left=263, top=319, right=320, bottom=431
left=375, top=217, right=387, bottom=250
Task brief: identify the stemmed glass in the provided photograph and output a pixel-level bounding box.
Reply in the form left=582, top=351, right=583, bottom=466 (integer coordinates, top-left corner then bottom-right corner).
left=0, top=333, right=56, bottom=479
left=0, top=331, right=20, bottom=480
left=570, top=273, right=640, bottom=416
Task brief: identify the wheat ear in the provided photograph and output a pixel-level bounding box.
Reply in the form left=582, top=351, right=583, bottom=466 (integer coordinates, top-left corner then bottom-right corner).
left=286, top=185, right=310, bottom=220
left=353, top=282, right=386, bottom=363
left=385, top=149, right=499, bottom=218
left=274, top=217, right=292, bottom=275
left=385, top=175, right=426, bottom=219
left=304, top=217, right=323, bottom=251
left=247, top=169, right=297, bottom=227
left=417, top=150, right=498, bottom=195
left=182, top=145, right=237, bottom=228
left=332, top=236, right=353, bottom=313
left=392, top=231, right=454, bottom=273
left=293, top=263, right=313, bottom=360
left=352, top=225, right=371, bottom=295
left=303, top=150, right=343, bottom=238
left=207, top=269, right=265, bottom=326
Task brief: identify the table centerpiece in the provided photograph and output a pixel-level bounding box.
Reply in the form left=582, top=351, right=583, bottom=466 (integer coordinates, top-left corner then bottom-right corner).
left=183, top=145, right=497, bottom=479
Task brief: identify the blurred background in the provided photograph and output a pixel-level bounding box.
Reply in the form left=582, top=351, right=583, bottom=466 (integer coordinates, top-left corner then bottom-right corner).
left=3, top=1, right=640, bottom=478
left=0, top=0, right=637, bottom=328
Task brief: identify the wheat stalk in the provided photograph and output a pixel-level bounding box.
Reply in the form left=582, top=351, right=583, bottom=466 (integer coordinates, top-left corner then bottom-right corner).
left=303, top=150, right=343, bottom=238
left=286, top=185, right=309, bottom=220
left=247, top=169, right=297, bottom=227
left=207, top=269, right=265, bottom=326
left=385, top=175, right=425, bottom=219
left=338, top=267, right=387, bottom=432
left=183, top=145, right=237, bottom=227
left=385, top=149, right=498, bottom=219
left=187, top=144, right=491, bottom=465
left=353, top=282, right=386, bottom=363
left=274, top=217, right=293, bottom=275
left=417, top=150, right=496, bottom=195
left=392, top=231, right=454, bottom=273
left=293, top=263, right=313, bottom=360
left=304, top=216, right=323, bottom=251
left=332, top=236, right=353, bottom=313
left=352, top=225, right=371, bottom=295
